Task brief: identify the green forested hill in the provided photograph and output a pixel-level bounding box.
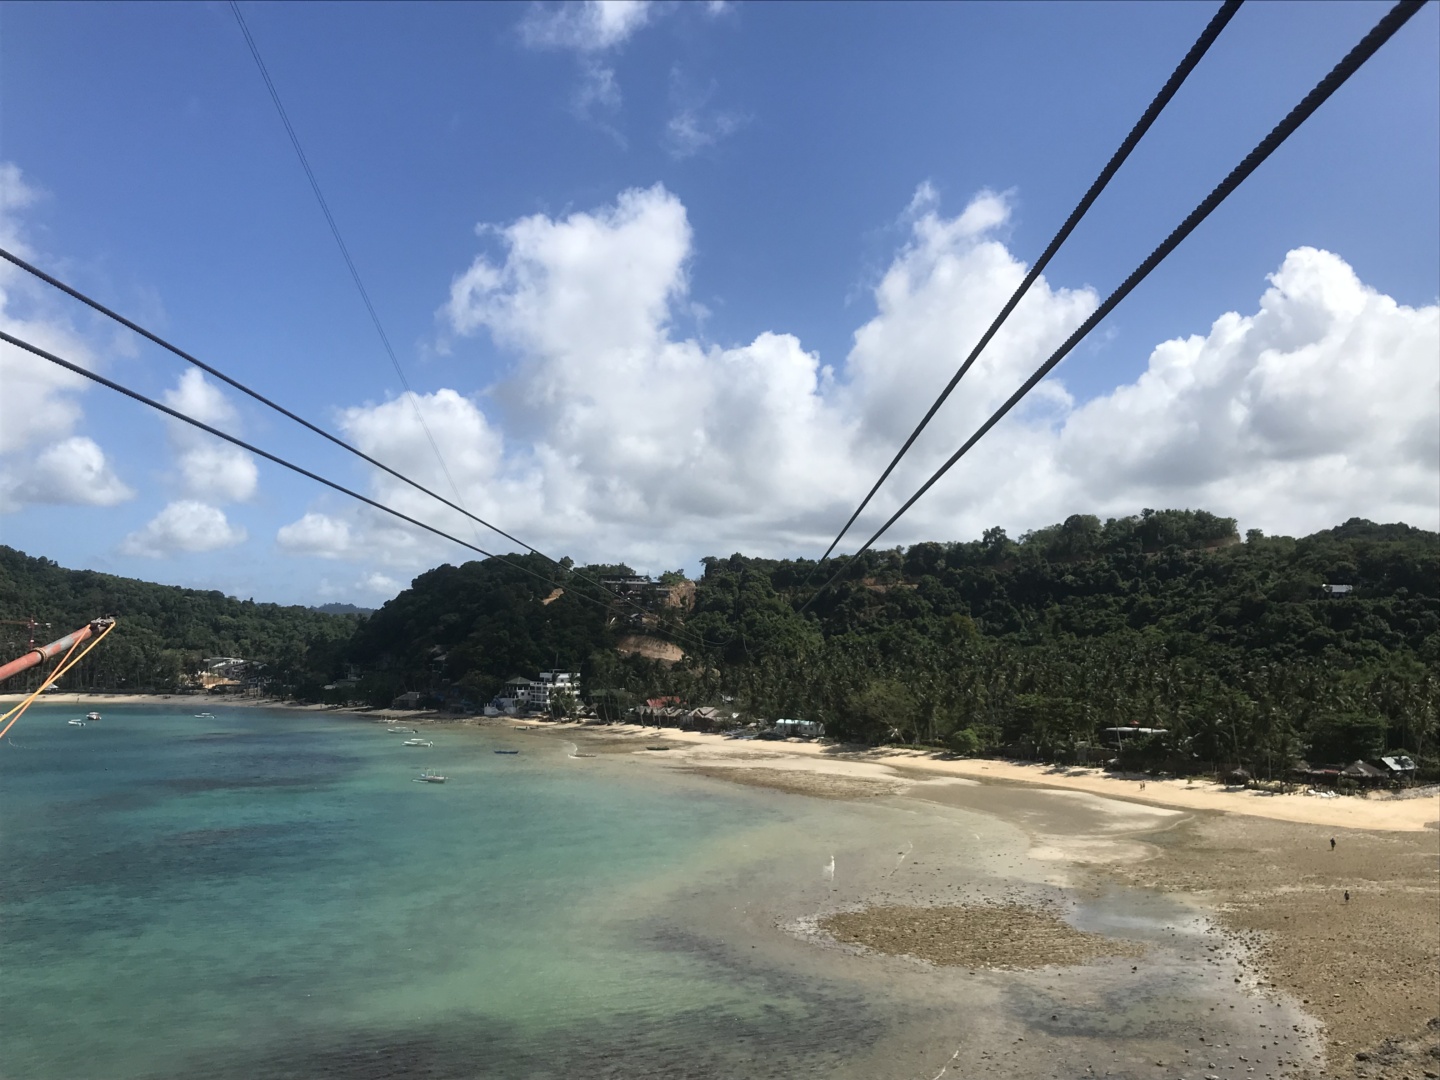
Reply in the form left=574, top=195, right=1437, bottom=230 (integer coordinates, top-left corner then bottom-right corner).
left=0, top=546, right=358, bottom=690
left=674, top=511, right=1439, bottom=771
left=340, top=510, right=1437, bottom=775
left=344, top=554, right=624, bottom=705
left=5, top=509, right=1436, bottom=776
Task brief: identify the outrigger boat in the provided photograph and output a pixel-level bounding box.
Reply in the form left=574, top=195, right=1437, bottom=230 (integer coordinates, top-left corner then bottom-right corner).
left=412, top=770, right=447, bottom=784
left=403, top=738, right=433, bottom=747
left=386, top=727, right=417, bottom=734
left=67, top=718, right=86, bottom=726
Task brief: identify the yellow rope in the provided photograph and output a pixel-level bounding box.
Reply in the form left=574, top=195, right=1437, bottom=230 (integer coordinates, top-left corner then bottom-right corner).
left=0, top=621, right=116, bottom=739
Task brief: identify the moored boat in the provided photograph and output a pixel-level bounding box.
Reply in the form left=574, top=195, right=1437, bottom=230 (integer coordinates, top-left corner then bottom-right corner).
left=68, top=718, right=86, bottom=726
left=413, top=770, right=446, bottom=783
left=86, top=711, right=102, bottom=721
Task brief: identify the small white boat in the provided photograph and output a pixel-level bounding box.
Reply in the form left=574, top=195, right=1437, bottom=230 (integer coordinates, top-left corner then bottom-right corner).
left=387, top=727, right=417, bottom=734
left=403, top=738, right=433, bottom=747
left=413, top=770, right=447, bottom=784
left=68, top=719, right=86, bottom=726
left=86, top=711, right=102, bottom=722
left=194, top=712, right=215, bottom=719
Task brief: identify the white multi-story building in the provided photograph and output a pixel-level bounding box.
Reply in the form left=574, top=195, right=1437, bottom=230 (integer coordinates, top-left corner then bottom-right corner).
left=527, top=670, right=580, bottom=709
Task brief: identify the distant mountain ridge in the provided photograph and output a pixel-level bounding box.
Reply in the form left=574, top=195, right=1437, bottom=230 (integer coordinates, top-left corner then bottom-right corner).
left=0, top=545, right=358, bottom=691
left=311, top=603, right=375, bottom=616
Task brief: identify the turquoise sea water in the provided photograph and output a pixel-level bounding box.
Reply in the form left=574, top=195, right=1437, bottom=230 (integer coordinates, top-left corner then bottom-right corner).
left=0, top=706, right=890, bottom=1079
left=2, top=704, right=1324, bottom=1080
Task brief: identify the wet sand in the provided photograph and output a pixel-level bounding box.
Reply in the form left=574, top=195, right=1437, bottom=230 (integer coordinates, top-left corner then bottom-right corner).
left=820, top=902, right=1145, bottom=969
left=563, top=725, right=1439, bottom=1077
left=24, top=700, right=1435, bottom=1074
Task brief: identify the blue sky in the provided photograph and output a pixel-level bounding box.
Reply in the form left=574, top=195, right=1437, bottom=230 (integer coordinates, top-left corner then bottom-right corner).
left=1, top=0, right=1436, bottom=607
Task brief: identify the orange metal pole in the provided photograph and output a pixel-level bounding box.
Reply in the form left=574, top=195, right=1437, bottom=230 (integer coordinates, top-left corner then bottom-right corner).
left=0, top=622, right=97, bottom=684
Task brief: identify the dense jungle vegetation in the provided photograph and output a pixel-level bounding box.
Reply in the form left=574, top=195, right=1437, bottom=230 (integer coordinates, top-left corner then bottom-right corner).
left=4, top=508, right=1436, bottom=776
left=347, top=509, right=1438, bottom=776
left=0, top=546, right=358, bottom=691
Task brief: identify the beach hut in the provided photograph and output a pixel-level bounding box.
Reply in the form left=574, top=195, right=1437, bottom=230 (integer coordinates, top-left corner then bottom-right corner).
left=1378, top=756, right=1417, bottom=782
left=1340, top=760, right=1389, bottom=787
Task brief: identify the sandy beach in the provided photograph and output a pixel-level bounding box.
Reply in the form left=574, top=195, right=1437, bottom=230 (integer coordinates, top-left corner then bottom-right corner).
left=13, top=697, right=1437, bottom=1075
left=545, top=721, right=1439, bottom=1078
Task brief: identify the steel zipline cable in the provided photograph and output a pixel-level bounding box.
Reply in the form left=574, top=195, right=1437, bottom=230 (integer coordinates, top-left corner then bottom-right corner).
left=807, top=0, right=1244, bottom=577
left=228, top=1, right=479, bottom=544
left=0, top=328, right=721, bottom=653
left=799, top=0, right=1427, bottom=614
left=0, top=245, right=726, bottom=650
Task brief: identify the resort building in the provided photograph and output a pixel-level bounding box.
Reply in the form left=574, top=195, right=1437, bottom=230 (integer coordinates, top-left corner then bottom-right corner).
left=487, top=671, right=582, bottom=714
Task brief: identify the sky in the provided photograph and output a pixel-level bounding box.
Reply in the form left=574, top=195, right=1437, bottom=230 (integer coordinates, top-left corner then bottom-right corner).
left=0, top=0, right=1436, bottom=608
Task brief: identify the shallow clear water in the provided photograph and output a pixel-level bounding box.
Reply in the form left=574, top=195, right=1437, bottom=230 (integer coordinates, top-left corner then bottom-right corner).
left=0, top=706, right=898, bottom=1079
left=2, top=705, right=1322, bottom=1079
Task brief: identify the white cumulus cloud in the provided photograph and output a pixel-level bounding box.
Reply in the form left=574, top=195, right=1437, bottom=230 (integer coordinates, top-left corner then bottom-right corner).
left=0, top=162, right=138, bottom=512
left=305, top=184, right=1435, bottom=576
left=0, top=436, right=134, bottom=511
left=1053, top=247, right=1440, bottom=534
left=519, top=1, right=655, bottom=52
left=276, top=512, right=354, bottom=558
left=121, top=500, right=247, bottom=558
left=161, top=369, right=258, bottom=503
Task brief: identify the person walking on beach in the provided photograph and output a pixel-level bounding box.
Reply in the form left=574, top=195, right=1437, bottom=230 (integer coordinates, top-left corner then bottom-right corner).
left=1330, top=837, right=1336, bottom=851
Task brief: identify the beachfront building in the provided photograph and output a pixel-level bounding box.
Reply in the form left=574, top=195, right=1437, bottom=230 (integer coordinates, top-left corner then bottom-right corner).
left=486, top=672, right=582, bottom=715
left=773, top=718, right=824, bottom=738
left=526, top=671, right=581, bottom=711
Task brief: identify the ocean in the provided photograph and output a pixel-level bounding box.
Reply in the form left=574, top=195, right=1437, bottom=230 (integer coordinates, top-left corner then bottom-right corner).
left=1, top=703, right=1319, bottom=1079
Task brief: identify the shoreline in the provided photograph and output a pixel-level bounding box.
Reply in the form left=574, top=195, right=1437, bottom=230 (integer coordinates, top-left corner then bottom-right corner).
left=13, top=693, right=1435, bottom=832
left=10, top=695, right=1437, bottom=1075
left=550, top=721, right=1440, bottom=833
left=553, top=723, right=1437, bottom=1077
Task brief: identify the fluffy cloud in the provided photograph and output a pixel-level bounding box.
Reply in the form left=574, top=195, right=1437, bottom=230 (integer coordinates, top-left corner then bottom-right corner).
left=0, top=165, right=91, bottom=457
left=519, top=1, right=655, bottom=52
left=0, top=437, right=133, bottom=511
left=161, top=370, right=258, bottom=503
left=0, top=162, right=137, bottom=512
left=1053, top=247, right=1439, bottom=533
left=276, top=512, right=354, bottom=558
left=290, top=184, right=1437, bottom=576
left=121, top=500, right=247, bottom=557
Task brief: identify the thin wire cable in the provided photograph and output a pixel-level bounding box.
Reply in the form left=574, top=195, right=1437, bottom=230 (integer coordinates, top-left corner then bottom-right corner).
left=0, top=246, right=534, bottom=552
left=0, top=249, right=731, bottom=650
left=800, top=0, right=1426, bottom=613
left=225, top=5, right=741, bottom=652
left=808, top=0, right=1243, bottom=577
left=0, top=329, right=722, bottom=653
left=228, top=2, right=476, bottom=538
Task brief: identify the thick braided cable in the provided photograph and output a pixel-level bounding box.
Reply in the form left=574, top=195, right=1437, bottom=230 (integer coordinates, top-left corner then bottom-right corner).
left=0, top=331, right=723, bottom=654
left=0, top=251, right=720, bottom=646
left=809, top=0, right=1245, bottom=573
left=802, top=0, right=1426, bottom=612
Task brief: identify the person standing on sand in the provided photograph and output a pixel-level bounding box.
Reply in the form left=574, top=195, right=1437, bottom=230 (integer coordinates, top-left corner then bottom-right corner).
left=1330, top=837, right=1336, bottom=850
